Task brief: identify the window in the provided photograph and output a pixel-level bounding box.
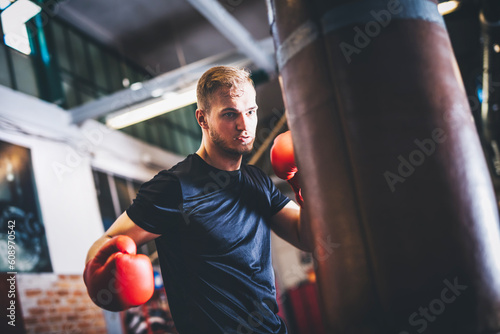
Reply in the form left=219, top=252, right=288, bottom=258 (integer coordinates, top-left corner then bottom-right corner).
left=50, top=20, right=71, bottom=72
left=67, top=29, right=90, bottom=82
left=120, top=104, right=202, bottom=156
left=10, top=47, right=38, bottom=97
left=92, top=169, right=156, bottom=256
left=0, top=43, right=12, bottom=87
left=0, top=11, right=150, bottom=109
left=88, top=43, right=109, bottom=91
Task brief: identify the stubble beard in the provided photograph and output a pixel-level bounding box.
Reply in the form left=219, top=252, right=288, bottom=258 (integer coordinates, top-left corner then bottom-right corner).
left=209, top=128, right=254, bottom=156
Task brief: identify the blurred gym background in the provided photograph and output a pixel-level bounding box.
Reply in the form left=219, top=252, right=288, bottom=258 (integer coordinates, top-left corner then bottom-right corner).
left=0, top=0, right=498, bottom=333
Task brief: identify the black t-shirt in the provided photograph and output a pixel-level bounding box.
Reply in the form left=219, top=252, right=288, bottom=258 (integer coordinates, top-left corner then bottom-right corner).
left=126, top=154, right=290, bottom=334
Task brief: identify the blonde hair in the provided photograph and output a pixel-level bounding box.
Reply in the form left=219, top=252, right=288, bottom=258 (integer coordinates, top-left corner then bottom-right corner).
left=196, top=66, right=254, bottom=112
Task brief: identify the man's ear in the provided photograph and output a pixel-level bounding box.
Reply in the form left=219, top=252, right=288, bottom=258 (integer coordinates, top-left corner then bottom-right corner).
left=196, top=109, right=209, bottom=129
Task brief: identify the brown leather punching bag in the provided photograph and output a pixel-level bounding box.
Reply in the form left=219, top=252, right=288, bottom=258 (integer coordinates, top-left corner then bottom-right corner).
left=267, top=0, right=500, bottom=333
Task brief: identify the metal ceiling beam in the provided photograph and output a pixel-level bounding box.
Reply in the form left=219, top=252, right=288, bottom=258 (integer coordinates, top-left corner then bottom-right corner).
left=185, top=0, right=276, bottom=75
left=69, top=47, right=261, bottom=124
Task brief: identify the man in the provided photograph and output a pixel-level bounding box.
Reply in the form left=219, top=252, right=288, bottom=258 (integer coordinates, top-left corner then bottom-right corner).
left=84, top=66, right=312, bottom=334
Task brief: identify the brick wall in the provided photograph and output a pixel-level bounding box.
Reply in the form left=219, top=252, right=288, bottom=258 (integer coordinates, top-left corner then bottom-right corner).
left=18, top=273, right=108, bottom=334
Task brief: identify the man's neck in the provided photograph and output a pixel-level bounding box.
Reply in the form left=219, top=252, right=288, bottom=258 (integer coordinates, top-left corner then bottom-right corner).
left=196, top=145, right=242, bottom=171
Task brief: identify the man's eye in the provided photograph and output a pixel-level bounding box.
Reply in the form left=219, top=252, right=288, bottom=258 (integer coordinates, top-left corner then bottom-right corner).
left=224, top=112, right=235, bottom=118
left=248, top=110, right=256, bottom=116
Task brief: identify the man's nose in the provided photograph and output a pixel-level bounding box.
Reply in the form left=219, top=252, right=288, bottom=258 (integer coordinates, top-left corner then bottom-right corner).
left=236, top=113, right=250, bottom=131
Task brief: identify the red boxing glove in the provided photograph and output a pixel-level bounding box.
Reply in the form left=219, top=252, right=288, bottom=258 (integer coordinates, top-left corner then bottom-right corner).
left=270, top=131, right=304, bottom=206
left=83, top=235, right=154, bottom=312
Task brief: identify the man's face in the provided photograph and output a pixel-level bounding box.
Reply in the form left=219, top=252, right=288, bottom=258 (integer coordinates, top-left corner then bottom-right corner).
left=205, top=82, right=258, bottom=156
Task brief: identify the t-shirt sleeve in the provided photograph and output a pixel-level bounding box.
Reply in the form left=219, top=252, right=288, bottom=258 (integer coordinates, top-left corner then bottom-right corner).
left=257, top=168, right=290, bottom=217
left=126, top=171, right=183, bottom=235
left=269, top=180, right=291, bottom=216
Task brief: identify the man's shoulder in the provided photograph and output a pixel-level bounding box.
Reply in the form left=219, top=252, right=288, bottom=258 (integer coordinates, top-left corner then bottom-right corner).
left=164, top=154, right=200, bottom=175
left=161, top=154, right=214, bottom=191
left=166, top=154, right=190, bottom=170
left=142, top=155, right=199, bottom=188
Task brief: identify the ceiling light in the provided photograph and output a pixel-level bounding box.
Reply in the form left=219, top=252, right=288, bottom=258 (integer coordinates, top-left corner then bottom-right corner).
left=3, top=25, right=31, bottom=54
left=1, top=0, right=41, bottom=54
left=0, top=0, right=13, bottom=10
left=130, top=82, right=143, bottom=91
left=438, top=1, right=460, bottom=16
left=151, top=88, right=164, bottom=98
left=0, top=0, right=40, bottom=25
left=106, top=89, right=197, bottom=129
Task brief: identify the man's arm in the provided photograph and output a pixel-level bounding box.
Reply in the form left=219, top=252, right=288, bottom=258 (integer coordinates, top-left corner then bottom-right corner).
left=84, top=212, right=161, bottom=311
left=270, top=201, right=313, bottom=252
left=86, top=211, right=161, bottom=264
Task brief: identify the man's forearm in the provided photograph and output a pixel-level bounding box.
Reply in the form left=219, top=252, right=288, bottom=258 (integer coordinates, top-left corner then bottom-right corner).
left=85, top=235, right=112, bottom=264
